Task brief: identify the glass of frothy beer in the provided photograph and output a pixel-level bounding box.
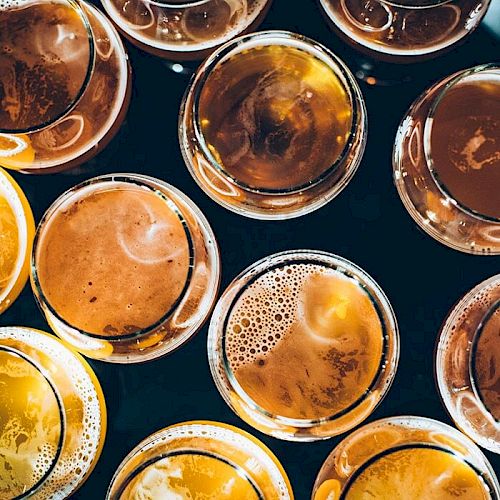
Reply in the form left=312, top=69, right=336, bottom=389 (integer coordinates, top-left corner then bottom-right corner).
left=0, top=0, right=131, bottom=173
left=318, top=0, right=490, bottom=83
left=180, top=31, right=367, bottom=219
left=436, top=275, right=500, bottom=455
left=106, top=421, right=294, bottom=499
left=0, top=326, right=106, bottom=498
left=100, top=0, right=272, bottom=60
left=31, top=174, right=220, bottom=363
left=312, top=416, right=500, bottom=500
left=208, top=250, right=399, bottom=441
left=394, top=64, right=500, bottom=254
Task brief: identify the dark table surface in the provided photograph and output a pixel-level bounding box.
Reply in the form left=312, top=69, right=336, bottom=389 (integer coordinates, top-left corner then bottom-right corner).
left=1, top=1, right=499, bottom=498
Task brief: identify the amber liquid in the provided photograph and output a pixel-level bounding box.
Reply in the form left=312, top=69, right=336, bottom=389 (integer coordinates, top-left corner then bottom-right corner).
left=344, top=448, right=488, bottom=499
left=0, top=349, right=61, bottom=498
left=321, top=0, right=486, bottom=60
left=199, top=44, right=352, bottom=191
left=430, top=76, right=500, bottom=220
left=474, top=303, right=500, bottom=421
left=36, top=184, right=191, bottom=335
left=226, top=264, right=383, bottom=420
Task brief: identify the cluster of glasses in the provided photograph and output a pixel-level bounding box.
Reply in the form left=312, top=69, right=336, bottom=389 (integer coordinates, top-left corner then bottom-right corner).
left=0, top=0, right=499, bottom=498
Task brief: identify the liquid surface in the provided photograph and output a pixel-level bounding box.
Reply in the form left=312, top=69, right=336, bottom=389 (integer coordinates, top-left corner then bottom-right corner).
left=199, top=45, right=352, bottom=190
left=430, top=76, right=500, bottom=219
left=105, top=0, right=268, bottom=52
left=322, top=0, right=484, bottom=56
left=226, top=264, right=383, bottom=419
left=0, top=0, right=91, bottom=131
left=474, top=303, right=500, bottom=420
left=0, top=349, right=61, bottom=497
left=120, top=453, right=259, bottom=500
left=36, top=184, right=191, bottom=335
left=344, top=447, right=488, bottom=499
left=0, top=191, right=18, bottom=298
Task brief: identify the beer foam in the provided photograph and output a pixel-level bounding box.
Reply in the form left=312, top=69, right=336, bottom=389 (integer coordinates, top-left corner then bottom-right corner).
left=0, top=327, right=103, bottom=499
left=0, top=0, right=30, bottom=11
left=226, top=263, right=326, bottom=369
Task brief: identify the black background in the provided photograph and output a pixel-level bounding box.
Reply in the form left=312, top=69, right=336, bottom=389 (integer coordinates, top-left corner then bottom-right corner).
left=1, top=1, right=499, bottom=498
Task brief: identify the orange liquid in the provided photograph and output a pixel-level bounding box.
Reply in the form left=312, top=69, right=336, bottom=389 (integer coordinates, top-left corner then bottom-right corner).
left=36, top=184, right=190, bottom=335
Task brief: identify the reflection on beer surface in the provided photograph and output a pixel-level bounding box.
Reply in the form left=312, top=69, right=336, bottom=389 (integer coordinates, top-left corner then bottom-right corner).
left=430, top=75, right=500, bottom=219
left=226, top=264, right=383, bottom=419
left=199, top=45, right=352, bottom=190
left=36, top=184, right=190, bottom=335
left=0, top=0, right=90, bottom=131
left=342, top=448, right=489, bottom=500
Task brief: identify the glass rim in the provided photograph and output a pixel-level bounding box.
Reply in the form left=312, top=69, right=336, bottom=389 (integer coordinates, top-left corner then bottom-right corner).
left=0, top=345, right=66, bottom=499
left=0, top=0, right=96, bottom=135
left=470, top=298, right=500, bottom=424
left=423, top=63, right=500, bottom=224
left=31, top=173, right=195, bottom=341
left=143, top=0, right=211, bottom=7
left=110, top=449, right=265, bottom=499
left=188, top=30, right=364, bottom=196
left=214, top=249, right=399, bottom=426
left=340, top=443, right=493, bottom=499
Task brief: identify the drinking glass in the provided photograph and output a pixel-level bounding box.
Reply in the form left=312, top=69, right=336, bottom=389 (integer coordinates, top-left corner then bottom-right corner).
left=318, top=0, right=491, bottom=84
left=31, top=174, right=220, bottom=363
left=180, top=31, right=367, bottom=219
left=393, top=64, right=500, bottom=254
left=106, top=421, right=294, bottom=499
left=436, top=275, right=500, bottom=454
left=208, top=250, right=399, bottom=441
left=0, top=326, right=106, bottom=498
left=0, top=169, right=34, bottom=314
left=312, top=416, right=500, bottom=499
left=0, top=0, right=131, bottom=173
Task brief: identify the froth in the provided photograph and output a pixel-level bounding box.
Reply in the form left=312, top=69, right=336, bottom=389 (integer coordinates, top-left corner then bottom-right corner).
left=0, top=0, right=30, bottom=11
left=0, top=327, right=103, bottom=498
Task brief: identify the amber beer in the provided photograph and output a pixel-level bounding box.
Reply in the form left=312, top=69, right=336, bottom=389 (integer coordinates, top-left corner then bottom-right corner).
left=106, top=421, right=294, bottom=499
left=100, top=0, right=272, bottom=59
left=0, top=327, right=106, bottom=498
left=436, top=275, right=500, bottom=454
left=319, top=0, right=490, bottom=62
left=208, top=250, right=399, bottom=440
left=0, top=0, right=130, bottom=173
left=31, top=174, right=220, bottom=363
left=180, top=31, right=367, bottom=219
left=393, top=64, right=500, bottom=254
left=313, top=417, right=500, bottom=500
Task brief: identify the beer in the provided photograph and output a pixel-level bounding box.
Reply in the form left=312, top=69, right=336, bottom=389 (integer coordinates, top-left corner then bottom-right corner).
left=0, top=326, right=106, bottom=498
left=0, top=168, right=34, bottom=314
left=0, top=0, right=130, bottom=173
left=32, top=175, right=220, bottom=363
left=106, top=421, right=294, bottom=499
left=100, top=0, right=272, bottom=60
left=436, top=275, right=500, bottom=454
left=319, top=0, right=490, bottom=61
left=181, top=31, right=367, bottom=219
left=430, top=75, right=500, bottom=220
left=313, top=417, right=500, bottom=500
left=209, top=250, right=399, bottom=440
left=393, top=64, right=500, bottom=254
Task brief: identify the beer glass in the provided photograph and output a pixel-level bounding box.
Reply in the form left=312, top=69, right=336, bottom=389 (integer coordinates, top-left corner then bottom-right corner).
left=0, top=0, right=131, bottom=173
left=100, top=0, right=272, bottom=63
left=312, top=416, right=500, bottom=499
left=393, top=64, right=500, bottom=254
left=436, top=275, right=500, bottom=454
left=208, top=250, right=399, bottom=441
left=0, top=169, right=34, bottom=314
left=106, top=421, right=294, bottom=499
left=31, top=174, right=220, bottom=363
left=0, top=326, right=106, bottom=498
left=180, top=31, right=367, bottom=219
left=318, top=0, right=491, bottom=84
